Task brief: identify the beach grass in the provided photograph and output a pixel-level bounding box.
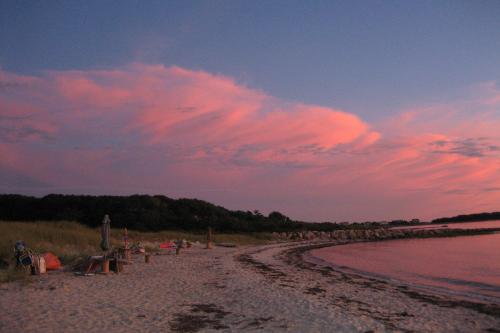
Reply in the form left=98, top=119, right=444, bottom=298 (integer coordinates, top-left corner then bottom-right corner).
left=0, top=220, right=271, bottom=282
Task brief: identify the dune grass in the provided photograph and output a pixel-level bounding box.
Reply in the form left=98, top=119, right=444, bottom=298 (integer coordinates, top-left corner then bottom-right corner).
left=0, top=220, right=271, bottom=282
left=0, top=221, right=108, bottom=264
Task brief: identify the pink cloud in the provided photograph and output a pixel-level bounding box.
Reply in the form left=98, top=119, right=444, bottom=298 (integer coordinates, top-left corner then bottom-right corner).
left=0, top=99, right=57, bottom=143
left=0, top=64, right=499, bottom=221
left=37, top=63, right=377, bottom=164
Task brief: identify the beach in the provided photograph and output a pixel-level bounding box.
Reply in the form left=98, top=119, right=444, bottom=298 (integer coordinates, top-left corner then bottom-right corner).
left=1, top=241, right=500, bottom=333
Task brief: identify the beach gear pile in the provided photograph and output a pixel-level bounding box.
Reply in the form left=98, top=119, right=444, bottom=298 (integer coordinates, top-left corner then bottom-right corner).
left=159, top=241, right=177, bottom=254
left=14, top=240, right=33, bottom=267
left=72, top=256, right=105, bottom=276
left=14, top=240, right=62, bottom=275
left=129, top=242, right=146, bottom=254
left=159, top=241, right=176, bottom=249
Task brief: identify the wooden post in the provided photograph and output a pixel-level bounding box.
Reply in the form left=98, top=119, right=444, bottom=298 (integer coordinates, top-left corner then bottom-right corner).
left=112, top=259, right=122, bottom=274
left=206, top=227, right=213, bottom=249
left=175, top=239, right=183, bottom=255
left=102, top=257, right=110, bottom=274
left=111, top=250, right=120, bottom=274
left=145, top=253, right=151, bottom=263
left=124, top=248, right=131, bottom=262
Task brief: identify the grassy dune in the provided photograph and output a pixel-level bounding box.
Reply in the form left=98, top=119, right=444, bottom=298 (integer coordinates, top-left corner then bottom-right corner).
left=0, top=220, right=271, bottom=282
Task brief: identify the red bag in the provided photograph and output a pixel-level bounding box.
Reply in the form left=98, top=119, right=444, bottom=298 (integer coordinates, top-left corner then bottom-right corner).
left=42, top=252, right=62, bottom=270
left=159, top=241, right=175, bottom=249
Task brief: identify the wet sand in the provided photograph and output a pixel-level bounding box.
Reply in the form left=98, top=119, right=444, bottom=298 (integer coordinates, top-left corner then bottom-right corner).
left=1, top=241, right=499, bottom=332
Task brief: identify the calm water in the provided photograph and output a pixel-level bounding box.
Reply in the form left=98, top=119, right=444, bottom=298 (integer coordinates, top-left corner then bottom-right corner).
left=311, top=221, right=500, bottom=303
left=391, top=220, right=500, bottom=230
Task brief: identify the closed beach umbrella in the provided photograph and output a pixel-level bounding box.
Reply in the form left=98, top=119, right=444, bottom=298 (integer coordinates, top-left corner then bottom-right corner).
left=100, top=214, right=111, bottom=252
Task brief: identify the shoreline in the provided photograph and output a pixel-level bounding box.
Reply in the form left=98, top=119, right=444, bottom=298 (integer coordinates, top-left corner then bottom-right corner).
left=304, top=241, right=500, bottom=306
left=307, top=251, right=500, bottom=306
left=240, top=240, right=500, bottom=331
left=286, top=240, right=500, bottom=315
left=1, top=234, right=500, bottom=332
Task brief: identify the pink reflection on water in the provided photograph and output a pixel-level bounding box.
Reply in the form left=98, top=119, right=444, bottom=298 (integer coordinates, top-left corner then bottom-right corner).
left=392, top=220, right=500, bottom=230
left=312, top=229, right=500, bottom=302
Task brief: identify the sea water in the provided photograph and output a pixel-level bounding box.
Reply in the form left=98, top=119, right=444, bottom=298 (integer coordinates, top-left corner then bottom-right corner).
left=311, top=221, right=500, bottom=303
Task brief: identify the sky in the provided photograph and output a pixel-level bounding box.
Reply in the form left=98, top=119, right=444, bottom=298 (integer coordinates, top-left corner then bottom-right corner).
left=1, top=1, right=499, bottom=222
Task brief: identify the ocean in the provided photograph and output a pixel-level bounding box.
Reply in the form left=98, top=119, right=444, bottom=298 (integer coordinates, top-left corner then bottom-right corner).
left=311, top=220, right=500, bottom=303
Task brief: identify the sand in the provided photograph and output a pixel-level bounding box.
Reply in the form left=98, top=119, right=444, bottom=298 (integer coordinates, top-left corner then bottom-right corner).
left=1, top=241, right=499, bottom=332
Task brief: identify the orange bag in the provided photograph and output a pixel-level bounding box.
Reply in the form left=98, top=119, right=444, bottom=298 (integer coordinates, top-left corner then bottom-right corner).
left=42, top=252, right=62, bottom=270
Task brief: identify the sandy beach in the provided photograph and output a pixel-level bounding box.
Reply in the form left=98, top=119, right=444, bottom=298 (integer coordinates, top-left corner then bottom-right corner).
left=1, top=241, right=500, bottom=333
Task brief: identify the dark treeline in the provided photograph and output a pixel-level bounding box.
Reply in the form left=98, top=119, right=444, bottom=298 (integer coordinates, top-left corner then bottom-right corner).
left=0, top=194, right=366, bottom=233
left=432, top=212, right=500, bottom=224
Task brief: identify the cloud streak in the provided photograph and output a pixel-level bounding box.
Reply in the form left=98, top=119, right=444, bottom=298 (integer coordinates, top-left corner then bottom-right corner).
left=0, top=64, right=499, bottom=221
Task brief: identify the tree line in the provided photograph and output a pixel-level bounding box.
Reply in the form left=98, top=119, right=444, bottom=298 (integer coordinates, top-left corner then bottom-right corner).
left=432, top=212, right=500, bottom=224
left=0, top=194, right=362, bottom=233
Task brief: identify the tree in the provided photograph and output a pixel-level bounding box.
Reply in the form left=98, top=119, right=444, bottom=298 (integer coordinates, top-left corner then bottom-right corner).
left=268, top=211, right=289, bottom=222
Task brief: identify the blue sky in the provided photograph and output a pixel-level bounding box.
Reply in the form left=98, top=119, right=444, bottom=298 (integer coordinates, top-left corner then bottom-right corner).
left=2, top=1, right=499, bottom=121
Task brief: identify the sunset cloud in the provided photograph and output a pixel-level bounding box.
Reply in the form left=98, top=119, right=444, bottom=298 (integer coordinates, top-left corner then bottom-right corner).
left=0, top=64, right=499, bottom=221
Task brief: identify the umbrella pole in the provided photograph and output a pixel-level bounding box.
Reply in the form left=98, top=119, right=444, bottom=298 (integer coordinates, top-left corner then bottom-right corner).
left=206, top=226, right=213, bottom=249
